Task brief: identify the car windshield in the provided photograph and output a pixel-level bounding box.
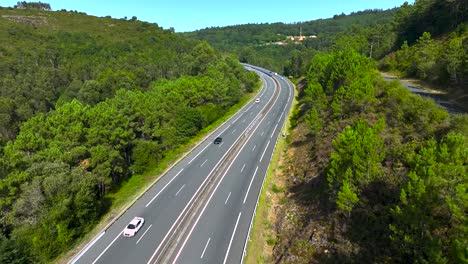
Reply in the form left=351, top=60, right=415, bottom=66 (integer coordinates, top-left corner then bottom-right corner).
left=127, top=224, right=136, bottom=229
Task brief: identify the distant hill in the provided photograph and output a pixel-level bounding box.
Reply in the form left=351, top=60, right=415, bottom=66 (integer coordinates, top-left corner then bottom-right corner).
left=0, top=6, right=198, bottom=141
left=0, top=6, right=258, bottom=264
left=183, top=9, right=398, bottom=73
left=380, top=0, right=468, bottom=109
left=184, top=9, right=398, bottom=50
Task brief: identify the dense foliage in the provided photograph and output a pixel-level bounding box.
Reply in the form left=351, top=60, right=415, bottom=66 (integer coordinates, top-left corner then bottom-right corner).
left=185, top=9, right=398, bottom=73
left=379, top=0, right=468, bottom=111
left=393, top=0, right=468, bottom=46
left=0, top=7, right=258, bottom=263
left=0, top=6, right=202, bottom=143
left=14, top=1, right=51, bottom=10
left=272, top=50, right=467, bottom=263
left=188, top=0, right=468, bottom=106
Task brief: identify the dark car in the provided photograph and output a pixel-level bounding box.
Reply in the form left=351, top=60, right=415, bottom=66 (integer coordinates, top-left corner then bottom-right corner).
left=214, top=137, right=222, bottom=144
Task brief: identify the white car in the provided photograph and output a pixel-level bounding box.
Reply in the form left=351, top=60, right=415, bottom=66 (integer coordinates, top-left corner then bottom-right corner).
left=255, top=98, right=260, bottom=103
left=123, top=217, right=145, bottom=237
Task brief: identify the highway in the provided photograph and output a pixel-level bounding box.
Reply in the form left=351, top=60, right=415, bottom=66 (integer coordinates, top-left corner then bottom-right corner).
left=70, top=65, right=294, bottom=264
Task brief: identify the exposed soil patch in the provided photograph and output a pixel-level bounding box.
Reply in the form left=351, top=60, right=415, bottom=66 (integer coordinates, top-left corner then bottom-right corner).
left=2, top=14, right=48, bottom=26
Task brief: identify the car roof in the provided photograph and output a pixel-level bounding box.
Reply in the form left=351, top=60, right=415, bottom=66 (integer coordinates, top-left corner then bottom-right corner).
left=129, top=217, right=142, bottom=225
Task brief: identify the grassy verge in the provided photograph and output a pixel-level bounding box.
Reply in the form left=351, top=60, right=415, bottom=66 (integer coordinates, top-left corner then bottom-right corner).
left=57, top=82, right=261, bottom=264
left=244, top=81, right=298, bottom=263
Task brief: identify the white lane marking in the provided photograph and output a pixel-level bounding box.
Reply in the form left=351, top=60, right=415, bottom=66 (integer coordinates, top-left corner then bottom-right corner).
left=242, top=119, right=246, bottom=123
left=146, top=168, right=184, bottom=207
left=200, top=237, right=211, bottom=259
left=223, top=212, right=242, bottom=264
left=250, top=111, right=253, bottom=115
left=148, top=121, right=250, bottom=264
left=188, top=144, right=210, bottom=164
left=70, top=231, right=105, bottom=264
left=175, top=184, right=185, bottom=196
left=200, top=159, right=208, bottom=167
left=231, top=129, right=237, bottom=134
left=171, top=124, right=254, bottom=264
left=244, top=103, right=253, bottom=113
left=91, top=231, right=122, bottom=264
left=158, top=70, right=279, bottom=264
left=252, top=145, right=256, bottom=152
left=218, top=124, right=231, bottom=136
left=260, top=140, right=270, bottom=162
left=271, top=123, right=279, bottom=138
left=225, top=192, right=231, bottom=205
left=136, top=224, right=153, bottom=244
left=241, top=163, right=246, bottom=173
left=261, top=131, right=264, bottom=136
left=218, top=142, right=224, bottom=148
left=243, top=166, right=259, bottom=204
left=231, top=113, right=243, bottom=124
left=278, top=111, right=284, bottom=122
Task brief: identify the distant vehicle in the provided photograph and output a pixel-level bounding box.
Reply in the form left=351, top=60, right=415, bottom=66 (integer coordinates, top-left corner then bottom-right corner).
left=255, top=98, right=260, bottom=103
left=214, top=137, right=222, bottom=144
left=274, top=72, right=278, bottom=76
left=123, top=217, right=144, bottom=237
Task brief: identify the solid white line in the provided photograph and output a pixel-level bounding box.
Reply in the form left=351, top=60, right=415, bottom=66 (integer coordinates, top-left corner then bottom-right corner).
left=240, top=72, right=294, bottom=264
left=243, top=166, right=259, bottom=204
left=252, top=145, right=256, bottom=152
left=200, top=159, right=208, bottom=167
left=223, top=212, right=242, bottom=264
left=148, top=116, right=255, bottom=264
left=70, top=231, right=105, bottom=264
left=136, top=224, right=152, bottom=244
left=175, top=184, right=185, bottom=196
left=153, top=68, right=279, bottom=264
left=261, top=131, right=264, bottom=136
left=271, top=123, right=279, bottom=138
left=241, top=163, right=246, bottom=173
left=231, top=113, right=243, bottom=124
left=231, top=129, right=237, bottom=134
left=188, top=144, right=209, bottom=164
left=146, top=168, right=184, bottom=207
left=278, top=111, right=284, bottom=122
left=218, top=123, right=232, bottom=136
left=225, top=192, right=231, bottom=204
left=171, top=116, right=261, bottom=263
left=244, top=104, right=253, bottom=113
left=91, top=231, right=122, bottom=264
left=200, top=237, right=211, bottom=259
left=260, top=140, right=270, bottom=162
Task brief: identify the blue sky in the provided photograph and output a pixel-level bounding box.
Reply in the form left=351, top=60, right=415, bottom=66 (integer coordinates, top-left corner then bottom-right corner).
left=1, top=0, right=414, bottom=32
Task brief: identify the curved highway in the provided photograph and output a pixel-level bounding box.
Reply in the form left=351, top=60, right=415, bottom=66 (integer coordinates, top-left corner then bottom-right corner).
left=70, top=65, right=294, bottom=264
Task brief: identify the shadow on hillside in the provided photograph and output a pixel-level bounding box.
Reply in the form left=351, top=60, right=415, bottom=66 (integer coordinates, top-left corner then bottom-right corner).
left=283, top=177, right=400, bottom=263
left=343, top=179, right=399, bottom=262
left=316, top=179, right=400, bottom=263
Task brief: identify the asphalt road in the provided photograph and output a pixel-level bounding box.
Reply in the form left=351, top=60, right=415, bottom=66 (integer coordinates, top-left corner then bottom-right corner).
left=70, top=65, right=294, bottom=264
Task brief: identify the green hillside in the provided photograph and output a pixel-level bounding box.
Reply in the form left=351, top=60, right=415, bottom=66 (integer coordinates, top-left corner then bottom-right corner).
left=184, top=9, right=398, bottom=73
left=380, top=0, right=468, bottom=109
left=262, top=49, right=468, bottom=264
left=0, top=6, right=258, bottom=263
left=244, top=1, right=468, bottom=263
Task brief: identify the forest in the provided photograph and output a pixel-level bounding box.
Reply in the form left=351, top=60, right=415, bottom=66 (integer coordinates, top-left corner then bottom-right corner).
left=186, top=8, right=398, bottom=74
left=189, top=0, right=467, bottom=109
left=269, top=48, right=467, bottom=263
left=0, top=0, right=467, bottom=263
left=244, top=0, right=467, bottom=263
left=0, top=6, right=258, bottom=263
